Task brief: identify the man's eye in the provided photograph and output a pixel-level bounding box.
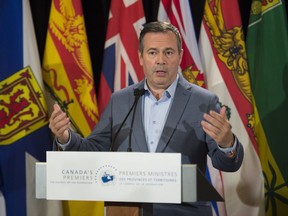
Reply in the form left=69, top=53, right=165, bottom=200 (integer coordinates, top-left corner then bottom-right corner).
left=165, top=51, right=174, bottom=56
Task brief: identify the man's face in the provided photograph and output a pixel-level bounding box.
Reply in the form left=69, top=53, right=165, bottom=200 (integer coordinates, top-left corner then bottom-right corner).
left=138, top=31, right=183, bottom=92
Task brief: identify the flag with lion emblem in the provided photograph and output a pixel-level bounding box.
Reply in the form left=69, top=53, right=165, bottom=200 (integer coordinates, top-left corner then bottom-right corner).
left=42, top=0, right=103, bottom=215
left=157, top=1, right=227, bottom=215
left=199, top=0, right=265, bottom=215
left=0, top=0, right=62, bottom=215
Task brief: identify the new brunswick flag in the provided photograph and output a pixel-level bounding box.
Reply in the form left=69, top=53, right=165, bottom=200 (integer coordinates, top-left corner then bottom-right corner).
left=42, top=0, right=102, bottom=215
left=247, top=0, right=288, bottom=215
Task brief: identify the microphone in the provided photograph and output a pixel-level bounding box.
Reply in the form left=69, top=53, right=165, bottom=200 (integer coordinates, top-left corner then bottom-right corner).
left=109, top=88, right=145, bottom=151
left=127, top=88, right=145, bottom=152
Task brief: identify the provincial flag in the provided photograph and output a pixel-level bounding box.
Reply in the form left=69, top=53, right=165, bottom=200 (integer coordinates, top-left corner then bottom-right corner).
left=0, top=0, right=61, bottom=216
left=98, top=0, right=146, bottom=114
left=157, top=0, right=205, bottom=87
left=42, top=0, right=102, bottom=215
left=98, top=0, right=145, bottom=215
left=157, top=1, right=226, bottom=215
left=199, top=0, right=265, bottom=215
left=247, top=0, right=288, bottom=215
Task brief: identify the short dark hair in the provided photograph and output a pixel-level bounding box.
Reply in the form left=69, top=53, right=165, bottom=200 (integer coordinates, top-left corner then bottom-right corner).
left=138, top=21, right=182, bottom=54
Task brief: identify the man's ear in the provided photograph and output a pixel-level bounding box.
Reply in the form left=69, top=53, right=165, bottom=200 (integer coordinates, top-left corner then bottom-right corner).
left=138, top=50, right=143, bottom=66
left=179, top=49, right=184, bottom=65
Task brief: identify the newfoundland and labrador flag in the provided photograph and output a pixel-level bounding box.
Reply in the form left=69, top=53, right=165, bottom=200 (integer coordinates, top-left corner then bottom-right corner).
left=199, top=0, right=265, bottom=215
left=0, top=0, right=62, bottom=216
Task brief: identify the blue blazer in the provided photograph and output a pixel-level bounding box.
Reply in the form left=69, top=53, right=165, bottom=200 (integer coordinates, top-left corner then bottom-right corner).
left=64, top=74, right=244, bottom=216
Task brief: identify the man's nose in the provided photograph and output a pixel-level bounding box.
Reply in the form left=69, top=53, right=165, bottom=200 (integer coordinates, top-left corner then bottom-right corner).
left=156, top=53, right=166, bottom=65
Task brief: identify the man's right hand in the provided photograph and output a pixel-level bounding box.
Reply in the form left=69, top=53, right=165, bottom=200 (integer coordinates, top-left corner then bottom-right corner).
left=49, top=103, right=70, bottom=144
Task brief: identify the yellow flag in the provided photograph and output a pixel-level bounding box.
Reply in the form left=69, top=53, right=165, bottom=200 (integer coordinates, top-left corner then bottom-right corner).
left=42, top=0, right=103, bottom=215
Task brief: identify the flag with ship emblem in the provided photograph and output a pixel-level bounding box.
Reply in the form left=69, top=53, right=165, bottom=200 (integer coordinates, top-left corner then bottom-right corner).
left=42, top=0, right=103, bottom=215
left=199, top=0, right=265, bottom=215
left=0, top=0, right=62, bottom=215
left=247, top=0, right=288, bottom=215
left=98, top=0, right=146, bottom=114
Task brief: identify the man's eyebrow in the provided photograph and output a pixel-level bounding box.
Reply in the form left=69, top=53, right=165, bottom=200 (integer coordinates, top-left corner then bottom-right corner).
left=164, top=47, right=176, bottom=51
left=146, top=48, right=157, bottom=51
left=146, top=47, right=175, bottom=52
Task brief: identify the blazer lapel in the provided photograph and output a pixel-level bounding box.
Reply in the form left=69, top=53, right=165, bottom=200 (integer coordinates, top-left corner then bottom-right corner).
left=130, top=81, right=149, bottom=152
left=156, top=77, right=191, bottom=152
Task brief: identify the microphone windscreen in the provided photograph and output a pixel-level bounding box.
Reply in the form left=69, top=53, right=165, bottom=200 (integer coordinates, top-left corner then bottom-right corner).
left=134, top=88, right=145, bottom=97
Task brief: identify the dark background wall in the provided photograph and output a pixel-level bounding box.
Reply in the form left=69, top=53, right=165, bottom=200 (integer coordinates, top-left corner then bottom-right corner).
left=29, top=0, right=287, bottom=93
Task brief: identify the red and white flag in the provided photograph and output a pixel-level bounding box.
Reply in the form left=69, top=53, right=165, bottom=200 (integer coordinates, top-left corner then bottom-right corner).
left=98, top=0, right=146, bottom=114
left=158, top=1, right=226, bottom=215
left=98, top=1, right=146, bottom=215
left=198, top=0, right=265, bottom=215
left=158, top=0, right=205, bottom=87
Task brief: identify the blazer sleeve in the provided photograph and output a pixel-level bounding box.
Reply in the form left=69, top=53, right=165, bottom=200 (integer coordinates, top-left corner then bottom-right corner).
left=205, top=94, right=244, bottom=172
left=60, top=96, right=114, bottom=152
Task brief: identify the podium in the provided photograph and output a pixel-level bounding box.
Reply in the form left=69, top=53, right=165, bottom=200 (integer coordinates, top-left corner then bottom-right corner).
left=36, top=152, right=223, bottom=215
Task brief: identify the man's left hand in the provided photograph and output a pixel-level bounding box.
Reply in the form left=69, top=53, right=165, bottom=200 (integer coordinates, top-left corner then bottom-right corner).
left=201, top=106, right=234, bottom=148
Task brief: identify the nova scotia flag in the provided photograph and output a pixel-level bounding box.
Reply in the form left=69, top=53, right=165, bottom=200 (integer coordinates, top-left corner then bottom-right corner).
left=0, top=0, right=62, bottom=215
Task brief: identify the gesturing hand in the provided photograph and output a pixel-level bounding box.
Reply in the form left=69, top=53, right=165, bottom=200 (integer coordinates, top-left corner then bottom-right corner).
left=201, top=106, right=234, bottom=148
left=49, top=103, right=70, bottom=144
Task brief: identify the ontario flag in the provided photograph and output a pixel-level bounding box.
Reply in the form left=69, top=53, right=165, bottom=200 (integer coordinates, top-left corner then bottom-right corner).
left=98, top=0, right=146, bottom=114
left=157, top=1, right=226, bottom=215
left=199, top=0, right=265, bottom=215
left=42, top=0, right=102, bottom=215
left=0, top=0, right=62, bottom=215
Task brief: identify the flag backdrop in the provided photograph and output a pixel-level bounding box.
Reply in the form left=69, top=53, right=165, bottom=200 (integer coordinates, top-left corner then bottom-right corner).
left=157, top=0, right=205, bottom=87
left=157, top=1, right=226, bottom=216
left=199, top=0, right=265, bottom=215
left=247, top=0, right=288, bottom=215
left=98, top=0, right=146, bottom=114
left=98, top=0, right=146, bottom=215
left=0, top=0, right=61, bottom=215
left=42, top=0, right=102, bottom=215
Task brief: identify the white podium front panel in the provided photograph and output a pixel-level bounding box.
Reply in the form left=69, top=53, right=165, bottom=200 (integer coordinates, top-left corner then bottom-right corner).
left=46, top=152, right=181, bottom=203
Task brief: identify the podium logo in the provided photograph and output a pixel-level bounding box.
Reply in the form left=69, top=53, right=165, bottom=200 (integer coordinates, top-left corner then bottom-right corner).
left=101, top=171, right=115, bottom=184
left=95, top=165, right=118, bottom=186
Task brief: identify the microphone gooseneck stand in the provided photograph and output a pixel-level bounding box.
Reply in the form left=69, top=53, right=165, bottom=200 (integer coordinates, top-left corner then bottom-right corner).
left=127, top=88, right=145, bottom=152
left=109, top=88, right=145, bottom=152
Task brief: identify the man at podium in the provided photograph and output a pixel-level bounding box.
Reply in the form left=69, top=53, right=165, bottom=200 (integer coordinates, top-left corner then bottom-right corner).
left=49, top=21, right=244, bottom=216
